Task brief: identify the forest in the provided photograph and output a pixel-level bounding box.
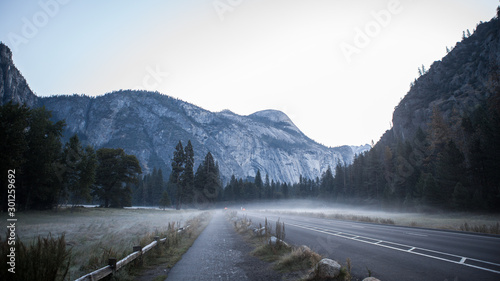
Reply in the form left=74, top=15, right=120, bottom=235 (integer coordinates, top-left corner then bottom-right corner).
left=2, top=86, right=499, bottom=212
left=0, top=102, right=142, bottom=210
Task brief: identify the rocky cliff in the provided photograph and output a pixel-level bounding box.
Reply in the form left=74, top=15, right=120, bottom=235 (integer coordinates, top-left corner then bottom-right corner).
left=389, top=14, right=500, bottom=143
left=39, top=90, right=361, bottom=183
left=0, top=41, right=367, bottom=183
left=0, top=43, right=38, bottom=107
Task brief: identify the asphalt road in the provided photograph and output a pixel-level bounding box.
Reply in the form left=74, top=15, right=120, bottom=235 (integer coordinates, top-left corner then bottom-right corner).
left=241, top=211, right=500, bottom=281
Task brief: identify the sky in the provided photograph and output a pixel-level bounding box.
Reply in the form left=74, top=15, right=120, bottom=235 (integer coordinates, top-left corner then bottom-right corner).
left=0, top=0, right=498, bottom=147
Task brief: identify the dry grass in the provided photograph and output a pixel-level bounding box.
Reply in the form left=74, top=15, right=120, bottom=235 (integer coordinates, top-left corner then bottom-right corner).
left=274, top=245, right=322, bottom=272
left=460, top=222, right=500, bottom=234
left=0, top=207, right=205, bottom=279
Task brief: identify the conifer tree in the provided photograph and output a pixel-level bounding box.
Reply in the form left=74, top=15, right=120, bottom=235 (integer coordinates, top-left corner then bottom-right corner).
left=194, top=152, right=222, bottom=207
left=319, top=166, right=335, bottom=198
left=255, top=169, right=263, bottom=200
left=181, top=140, right=195, bottom=205
left=170, top=141, right=185, bottom=210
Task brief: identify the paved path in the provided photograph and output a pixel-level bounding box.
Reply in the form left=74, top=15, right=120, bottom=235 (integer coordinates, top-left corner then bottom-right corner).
left=166, top=211, right=279, bottom=281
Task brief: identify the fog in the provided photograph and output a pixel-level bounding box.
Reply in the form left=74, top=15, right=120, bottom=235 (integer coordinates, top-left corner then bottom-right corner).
left=224, top=199, right=500, bottom=231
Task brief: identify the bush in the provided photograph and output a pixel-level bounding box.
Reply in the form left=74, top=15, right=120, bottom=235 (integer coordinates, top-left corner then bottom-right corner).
left=1, top=233, right=71, bottom=281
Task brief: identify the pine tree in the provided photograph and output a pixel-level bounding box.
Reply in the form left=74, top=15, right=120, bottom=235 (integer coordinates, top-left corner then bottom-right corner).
left=264, top=174, right=271, bottom=200
left=170, top=141, right=185, bottom=210
left=320, top=166, right=335, bottom=198
left=22, top=107, right=65, bottom=210
left=159, top=191, right=171, bottom=210
left=61, top=135, right=84, bottom=205
left=181, top=141, right=195, bottom=205
left=255, top=170, right=263, bottom=200
left=435, top=140, right=467, bottom=208
left=194, top=152, right=222, bottom=208
left=0, top=102, right=30, bottom=211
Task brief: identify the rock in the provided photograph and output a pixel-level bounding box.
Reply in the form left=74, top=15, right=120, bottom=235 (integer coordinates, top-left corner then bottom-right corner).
left=268, top=236, right=288, bottom=247
left=362, top=278, right=381, bottom=281
left=0, top=43, right=38, bottom=107
left=253, top=227, right=265, bottom=236
left=314, top=258, right=341, bottom=279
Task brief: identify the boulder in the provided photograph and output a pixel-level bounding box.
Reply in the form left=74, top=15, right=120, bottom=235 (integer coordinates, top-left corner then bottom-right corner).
left=314, top=258, right=341, bottom=279
left=268, top=236, right=289, bottom=247
left=253, top=227, right=265, bottom=236
left=362, top=278, right=381, bottom=281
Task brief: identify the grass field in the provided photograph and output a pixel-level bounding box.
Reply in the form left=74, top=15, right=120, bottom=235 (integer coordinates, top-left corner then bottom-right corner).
left=0, top=207, right=205, bottom=279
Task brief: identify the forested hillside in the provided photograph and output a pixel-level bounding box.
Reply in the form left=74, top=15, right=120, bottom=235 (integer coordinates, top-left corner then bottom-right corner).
left=324, top=10, right=500, bottom=211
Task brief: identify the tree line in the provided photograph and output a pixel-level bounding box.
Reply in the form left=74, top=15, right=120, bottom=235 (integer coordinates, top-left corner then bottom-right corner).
left=318, top=92, right=500, bottom=211
left=165, top=140, right=223, bottom=209
left=0, top=102, right=142, bottom=210
left=3, top=95, right=498, bottom=212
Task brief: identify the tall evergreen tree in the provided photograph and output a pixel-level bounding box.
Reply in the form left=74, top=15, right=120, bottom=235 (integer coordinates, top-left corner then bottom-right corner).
left=255, top=169, right=263, bottom=200
left=264, top=174, right=271, bottom=200
left=22, top=107, right=65, bottom=210
left=181, top=140, right=195, bottom=205
left=319, top=166, right=335, bottom=198
left=170, top=141, right=185, bottom=210
left=194, top=152, right=222, bottom=207
left=0, top=102, right=30, bottom=211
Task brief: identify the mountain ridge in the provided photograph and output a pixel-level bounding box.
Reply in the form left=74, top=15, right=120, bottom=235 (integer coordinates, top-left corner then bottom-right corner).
left=0, top=44, right=368, bottom=184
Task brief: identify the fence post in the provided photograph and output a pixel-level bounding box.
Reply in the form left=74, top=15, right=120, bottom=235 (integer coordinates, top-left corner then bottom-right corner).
left=154, top=236, right=161, bottom=254
left=133, top=246, right=143, bottom=267
left=108, top=258, right=117, bottom=273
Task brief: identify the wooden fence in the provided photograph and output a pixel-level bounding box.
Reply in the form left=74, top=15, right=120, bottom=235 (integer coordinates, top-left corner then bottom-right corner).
left=74, top=226, right=188, bottom=281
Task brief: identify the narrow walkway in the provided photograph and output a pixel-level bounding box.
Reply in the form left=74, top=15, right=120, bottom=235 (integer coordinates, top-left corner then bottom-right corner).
left=165, top=211, right=250, bottom=280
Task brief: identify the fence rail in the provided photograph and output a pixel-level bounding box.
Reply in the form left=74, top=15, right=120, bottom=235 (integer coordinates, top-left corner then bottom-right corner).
left=74, top=226, right=188, bottom=281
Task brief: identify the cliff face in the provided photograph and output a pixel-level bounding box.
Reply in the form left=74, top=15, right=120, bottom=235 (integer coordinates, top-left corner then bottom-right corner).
left=0, top=44, right=366, bottom=185
left=40, top=91, right=361, bottom=183
left=389, top=16, right=500, bottom=143
left=0, top=43, right=38, bottom=107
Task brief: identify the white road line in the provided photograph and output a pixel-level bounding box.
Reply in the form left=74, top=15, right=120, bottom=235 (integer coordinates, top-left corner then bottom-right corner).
left=351, top=225, right=365, bottom=228
left=286, top=222, right=500, bottom=275
left=406, top=232, right=428, bottom=237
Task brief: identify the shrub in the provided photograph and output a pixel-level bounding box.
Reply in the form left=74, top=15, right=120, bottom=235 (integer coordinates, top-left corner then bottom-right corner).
left=1, top=233, right=71, bottom=281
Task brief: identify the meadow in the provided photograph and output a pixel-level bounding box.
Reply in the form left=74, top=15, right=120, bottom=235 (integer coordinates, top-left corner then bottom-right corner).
left=0, top=207, right=205, bottom=279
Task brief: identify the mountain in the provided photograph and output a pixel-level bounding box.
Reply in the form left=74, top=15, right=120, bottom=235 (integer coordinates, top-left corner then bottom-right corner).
left=388, top=13, right=500, bottom=143
left=39, top=90, right=360, bottom=184
left=0, top=43, right=38, bottom=107
left=0, top=42, right=368, bottom=184
left=351, top=11, right=500, bottom=210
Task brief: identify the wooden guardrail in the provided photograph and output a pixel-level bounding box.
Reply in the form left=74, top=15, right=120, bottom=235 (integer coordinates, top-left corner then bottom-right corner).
left=74, top=226, right=189, bottom=281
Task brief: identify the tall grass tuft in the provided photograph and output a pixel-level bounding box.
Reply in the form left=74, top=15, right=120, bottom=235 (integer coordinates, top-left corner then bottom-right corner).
left=460, top=222, right=500, bottom=234
left=1, top=233, right=71, bottom=281
left=274, top=245, right=322, bottom=272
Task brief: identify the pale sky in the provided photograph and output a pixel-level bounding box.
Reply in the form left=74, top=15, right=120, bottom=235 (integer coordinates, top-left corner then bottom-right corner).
left=0, top=0, right=497, bottom=147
